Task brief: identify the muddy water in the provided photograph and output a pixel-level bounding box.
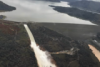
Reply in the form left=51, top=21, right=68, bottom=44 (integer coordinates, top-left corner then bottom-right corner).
left=24, top=24, right=57, bottom=67
left=88, top=44, right=100, bottom=62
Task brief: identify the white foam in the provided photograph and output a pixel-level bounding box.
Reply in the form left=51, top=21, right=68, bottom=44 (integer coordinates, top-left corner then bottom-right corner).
left=24, top=24, right=56, bottom=67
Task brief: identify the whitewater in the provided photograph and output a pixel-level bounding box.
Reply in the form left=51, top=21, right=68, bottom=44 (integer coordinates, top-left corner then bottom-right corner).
left=24, top=24, right=57, bottom=67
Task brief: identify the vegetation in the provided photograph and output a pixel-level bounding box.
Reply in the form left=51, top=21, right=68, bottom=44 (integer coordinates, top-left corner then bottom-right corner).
left=0, top=20, right=38, bottom=67
left=0, top=20, right=100, bottom=67
left=28, top=23, right=100, bottom=67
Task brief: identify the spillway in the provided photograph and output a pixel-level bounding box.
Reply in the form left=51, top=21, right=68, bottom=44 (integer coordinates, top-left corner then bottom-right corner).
left=24, top=24, right=57, bottom=67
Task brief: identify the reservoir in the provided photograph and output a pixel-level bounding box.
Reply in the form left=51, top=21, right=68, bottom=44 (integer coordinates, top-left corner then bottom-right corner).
left=0, top=0, right=95, bottom=25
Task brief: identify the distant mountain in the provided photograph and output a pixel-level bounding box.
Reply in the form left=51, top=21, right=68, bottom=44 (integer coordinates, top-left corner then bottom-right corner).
left=43, top=0, right=60, bottom=2
left=60, top=0, right=100, bottom=2
left=60, top=0, right=89, bottom=2
left=61, top=0, right=80, bottom=2
left=0, top=1, right=16, bottom=11
left=51, top=6, right=100, bottom=25
left=33, top=0, right=60, bottom=2
left=69, top=1, right=100, bottom=13
left=42, top=0, right=100, bottom=13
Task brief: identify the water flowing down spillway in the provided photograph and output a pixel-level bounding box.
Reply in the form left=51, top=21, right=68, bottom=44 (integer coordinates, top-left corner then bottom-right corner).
left=24, top=24, right=57, bottom=67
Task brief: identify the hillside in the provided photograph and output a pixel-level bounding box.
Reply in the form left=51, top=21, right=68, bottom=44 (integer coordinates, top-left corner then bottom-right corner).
left=69, top=1, right=100, bottom=13
left=28, top=23, right=100, bottom=67
left=42, top=0, right=60, bottom=2
left=0, top=20, right=100, bottom=67
left=0, top=20, right=38, bottom=67
left=51, top=6, right=100, bottom=25
left=0, top=1, right=16, bottom=12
